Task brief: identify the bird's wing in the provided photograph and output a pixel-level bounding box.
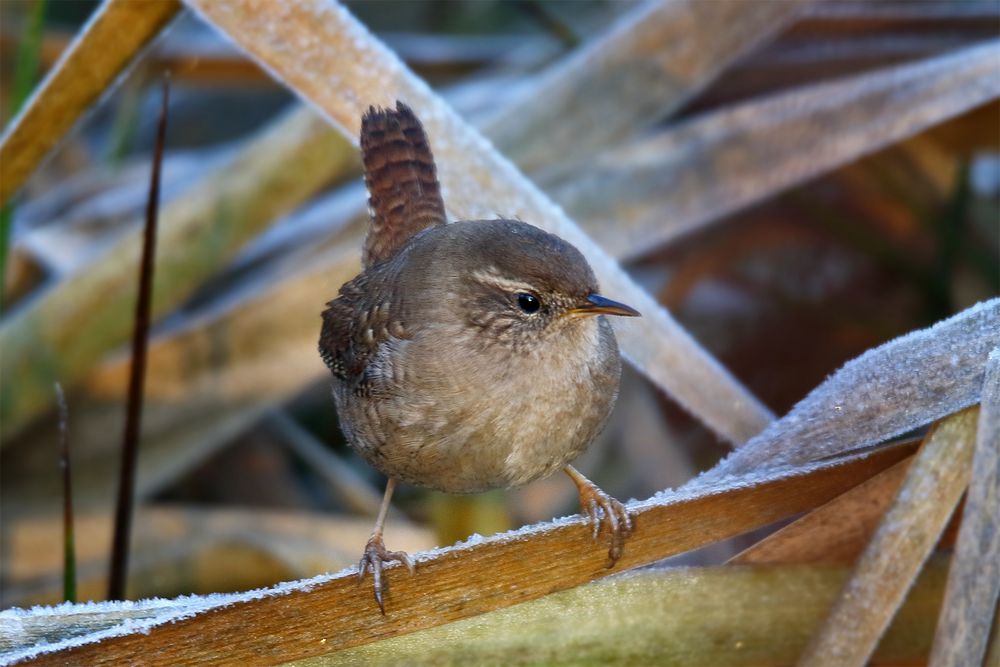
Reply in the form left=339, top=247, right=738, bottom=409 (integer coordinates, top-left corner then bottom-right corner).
left=360, top=101, right=447, bottom=269
left=319, top=269, right=406, bottom=394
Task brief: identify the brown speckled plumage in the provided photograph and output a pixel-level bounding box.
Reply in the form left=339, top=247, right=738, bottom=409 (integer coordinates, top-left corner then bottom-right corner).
left=318, top=102, right=639, bottom=613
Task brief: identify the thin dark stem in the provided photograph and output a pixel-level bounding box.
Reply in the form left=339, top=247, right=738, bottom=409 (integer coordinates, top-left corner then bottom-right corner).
left=55, top=382, right=76, bottom=603
left=108, top=76, right=169, bottom=601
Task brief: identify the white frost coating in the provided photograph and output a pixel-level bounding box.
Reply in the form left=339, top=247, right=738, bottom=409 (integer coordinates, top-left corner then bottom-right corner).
left=0, top=597, right=216, bottom=665
left=180, top=0, right=775, bottom=446
left=664, top=446, right=900, bottom=499
left=697, top=298, right=1000, bottom=481
left=0, top=567, right=360, bottom=665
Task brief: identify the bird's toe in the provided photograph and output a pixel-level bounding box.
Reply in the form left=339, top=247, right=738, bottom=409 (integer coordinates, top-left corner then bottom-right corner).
left=358, top=535, right=414, bottom=614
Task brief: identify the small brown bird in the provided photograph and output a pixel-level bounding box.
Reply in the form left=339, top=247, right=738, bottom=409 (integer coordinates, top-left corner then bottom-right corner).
left=319, top=102, right=639, bottom=612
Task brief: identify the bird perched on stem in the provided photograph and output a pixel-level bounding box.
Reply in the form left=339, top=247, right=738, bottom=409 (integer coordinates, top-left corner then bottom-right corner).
left=320, top=101, right=639, bottom=613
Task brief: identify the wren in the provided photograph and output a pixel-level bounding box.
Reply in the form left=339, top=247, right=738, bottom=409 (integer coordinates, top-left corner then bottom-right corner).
left=319, top=102, right=639, bottom=613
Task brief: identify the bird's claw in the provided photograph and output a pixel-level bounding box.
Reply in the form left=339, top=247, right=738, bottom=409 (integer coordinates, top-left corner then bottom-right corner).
left=578, top=483, right=633, bottom=567
left=358, top=534, right=414, bottom=614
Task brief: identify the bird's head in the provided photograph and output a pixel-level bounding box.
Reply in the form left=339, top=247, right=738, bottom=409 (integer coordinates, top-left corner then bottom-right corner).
left=411, top=220, right=638, bottom=352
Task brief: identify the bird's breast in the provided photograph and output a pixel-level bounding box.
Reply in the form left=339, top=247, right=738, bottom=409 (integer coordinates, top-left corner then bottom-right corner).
left=344, top=315, right=621, bottom=493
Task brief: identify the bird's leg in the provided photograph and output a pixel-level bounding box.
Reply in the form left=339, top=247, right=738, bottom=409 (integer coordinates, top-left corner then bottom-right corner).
left=358, top=478, right=414, bottom=614
left=564, top=465, right=633, bottom=567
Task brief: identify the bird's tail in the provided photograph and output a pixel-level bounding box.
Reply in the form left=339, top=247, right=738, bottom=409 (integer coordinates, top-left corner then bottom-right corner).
left=360, top=101, right=447, bottom=268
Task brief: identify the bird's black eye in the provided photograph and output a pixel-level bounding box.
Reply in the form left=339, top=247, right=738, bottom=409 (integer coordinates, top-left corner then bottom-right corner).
left=516, top=293, right=541, bottom=314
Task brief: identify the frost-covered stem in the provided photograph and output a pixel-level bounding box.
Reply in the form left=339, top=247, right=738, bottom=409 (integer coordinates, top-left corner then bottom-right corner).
left=797, top=408, right=978, bottom=667
left=701, top=299, right=1000, bottom=480
left=929, top=350, right=1000, bottom=667
left=6, top=446, right=911, bottom=665
left=0, top=0, right=180, bottom=205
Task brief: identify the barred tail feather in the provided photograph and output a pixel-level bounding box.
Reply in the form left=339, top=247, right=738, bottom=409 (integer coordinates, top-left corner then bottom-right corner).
left=360, top=101, right=447, bottom=268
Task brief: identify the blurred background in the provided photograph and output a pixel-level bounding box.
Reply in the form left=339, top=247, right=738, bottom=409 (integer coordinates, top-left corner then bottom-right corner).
left=1, top=0, right=997, bottom=608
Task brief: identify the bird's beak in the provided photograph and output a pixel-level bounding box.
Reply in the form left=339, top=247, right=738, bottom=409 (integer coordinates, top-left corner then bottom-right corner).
left=567, top=294, right=641, bottom=318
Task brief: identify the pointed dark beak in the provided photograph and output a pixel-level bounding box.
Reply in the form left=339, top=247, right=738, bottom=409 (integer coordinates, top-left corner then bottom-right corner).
left=568, top=294, right=641, bottom=318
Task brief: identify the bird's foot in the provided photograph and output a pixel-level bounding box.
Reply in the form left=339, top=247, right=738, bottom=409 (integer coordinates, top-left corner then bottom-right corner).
left=573, top=476, right=633, bottom=567
left=358, top=533, right=415, bottom=614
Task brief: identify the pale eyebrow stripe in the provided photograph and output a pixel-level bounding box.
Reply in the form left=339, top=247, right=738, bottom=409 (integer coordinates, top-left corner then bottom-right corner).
left=470, top=269, right=536, bottom=294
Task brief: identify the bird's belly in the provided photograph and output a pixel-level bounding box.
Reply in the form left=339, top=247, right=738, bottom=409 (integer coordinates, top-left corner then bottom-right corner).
left=356, top=382, right=611, bottom=494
